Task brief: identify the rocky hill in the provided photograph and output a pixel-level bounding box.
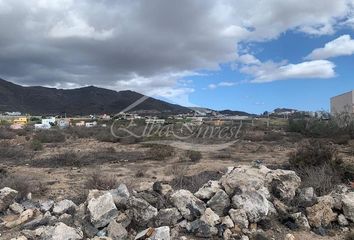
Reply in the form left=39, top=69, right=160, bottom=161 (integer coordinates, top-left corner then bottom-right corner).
left=0, top=165, right=353, bottom=239
left=0, top=78, right=190, bottom=115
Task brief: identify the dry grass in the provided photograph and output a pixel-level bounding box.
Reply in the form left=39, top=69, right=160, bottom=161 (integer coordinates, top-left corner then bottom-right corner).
left=146, top=144, right=174, bottom=161
left=84, top=172, right=118, bottom=190
left=34, top=130, right=66, bottom=143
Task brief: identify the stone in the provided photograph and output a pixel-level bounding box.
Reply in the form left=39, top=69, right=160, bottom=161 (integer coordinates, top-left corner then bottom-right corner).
left=223, top=228, right=232, bottom=240
left=87, top=192, right=119, bottom=228
left=46, top=222, right=83, bottom=240
left=5, top=209, right=36, bottom=228
left=266, top=169, right=301, bottom=202
left=338, top=214, right=349, bottom=226
left=221, top=216, right=234, bottom=228
left=187, top=219, right=218, bottom=238
left=58, top=213, right=73, bottom=226
left=160, top=184, right=173, bottom=196
left=0, top=187, right=18, bottom=211
left=151, top=226, right=170, bottom=240
left=107, top=220, right=128, bottom=240
left=155, top=207, right=182, bottom=226
left=220, top=166, right=271, bottom=195
left=170, top=189, right=206, bottom=221
left=229, top=209, right=249, bottom=229
left=306, top=201, right=337, bottom=228
left=23, top=211, right=54, bottom=230
left=116, top=212, right=132, bottom=228
left=297, top=187, right=316, bottom=206
left=200, top=208, right=220, bottom=226
left=284, top=233, right=295, bottom=240
left=110, top=184, right=130, bottom=209
left=135, top=227, right=155, bottom=239
left=39, top=200, right=54, bottom=212
left=9, top=202, right=24, bottom=214
left=290, top=212, right=310, bottom=230
left=128, top=196, right=158, bottom=226
left=232, top=190, right=269, bottom=223
left=52, top=199, right=77, bottom=215
left=342, top=192, right=354, bottom=222
left=194, top=180, right=221, bottom=200
left=207, top=189, right=230, bottom=216
left=272, top=198, right=289, bottom=217
left=10, top=236, right=27, bottom=240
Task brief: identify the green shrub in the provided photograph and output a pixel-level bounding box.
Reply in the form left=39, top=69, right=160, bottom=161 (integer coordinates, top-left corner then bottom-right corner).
left=30, top=139, right=43, bottom=151
left=185, top=150, right=202, bottom=162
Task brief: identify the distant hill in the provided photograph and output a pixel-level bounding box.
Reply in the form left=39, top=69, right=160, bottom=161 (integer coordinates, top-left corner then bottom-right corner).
left=219, top=109, right=254, bottom=116
left=0, top=78, right=190, bottom=115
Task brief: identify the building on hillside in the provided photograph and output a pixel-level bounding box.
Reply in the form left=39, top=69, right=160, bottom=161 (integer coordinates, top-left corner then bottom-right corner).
left=42, top=117, right=56, bottom=126
left=145, top=118, right=165, bottom=124
left=10, top=124, right=24, bottom=130
left=13, top=117, right=28, bottom=125
left=34, top=123, right=51, bottom=130
left=58, top=119, right=71, bottom=129
left=75, top=121, right=85, bottom=127
left=85, top=121, right=97, bottom=128
left=331, top=90, right=354, bottom=115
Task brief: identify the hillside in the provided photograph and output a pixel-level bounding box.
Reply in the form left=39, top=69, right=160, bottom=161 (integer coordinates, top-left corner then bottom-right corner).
left=0, top=78, right=190, bottom=115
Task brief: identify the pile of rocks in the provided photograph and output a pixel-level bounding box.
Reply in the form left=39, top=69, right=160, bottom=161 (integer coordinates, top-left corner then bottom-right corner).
left=1, top=165, right=354, bottom=240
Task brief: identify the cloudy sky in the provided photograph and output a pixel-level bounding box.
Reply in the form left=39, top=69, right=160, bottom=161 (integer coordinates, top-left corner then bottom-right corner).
left=0, top=0, right=354, bottom=113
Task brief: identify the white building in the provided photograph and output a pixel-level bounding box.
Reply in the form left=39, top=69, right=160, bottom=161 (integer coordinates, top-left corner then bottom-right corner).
left=42, top=117, right=56, bottom=126
left=35, top=123, right=51, bottom=130
left=145, top=118, right=165, bottom=124
left=85, top=121, right=97, bottom=128
left=331, top=90, right=354, bottom=115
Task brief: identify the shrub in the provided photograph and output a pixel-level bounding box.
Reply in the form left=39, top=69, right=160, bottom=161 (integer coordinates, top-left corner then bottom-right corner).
left=0, top=127, right=15, bottom=139
left=0, top=142, right=26, bottom=159
left=146, top=144, right=174, bottom=161
left=263, top=131, right=283, bottom=141
left=345, top=232, right=354, bottom=240
left=31, top=151, right=80, bottom=168
left=185, top=150, right=202, bottom=162
left=135, top=170, right=145, bottom=178
left=34, top=130, right=66, bottom=143
left=30, top=139, right=43, bottom=151
left=289, top=139, right=342, bottom=168
left=85, top=172, right=118, bottom=190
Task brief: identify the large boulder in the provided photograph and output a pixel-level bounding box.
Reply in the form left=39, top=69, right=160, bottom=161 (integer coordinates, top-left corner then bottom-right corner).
left=297, top=187, right=316, bottom=207
left=87, top=192, right=119, bottom=228
left=219, top=166, right=270, bottom=195
left=42, top=222, right=83, bottom=240
left=107, top=220, right=128, bottom=240
left=194, top=181, right=221, bottom=200
left=187, top=219, right=218, bottom=238
left=232, top=190, right=269, bottom=223
left=52, top=199, right=77, bottom=215
left=5, top=209, right=36, bottom=228
left=128, top=196, right=158, bottom=226
left=342, top=192, right=354, bottom=222
left=290, top=212, right=310, bottom=230
left=170, top=190, right=206, bottom=221
left=155, top=208, right=182, bottom=227
left=207, top=189, right=230, bottom=216
left=200, top=208, right=220, bottom=226
left=228, top=209, right=249, bottom=229
left=306, top=200, right=337, bottom=228
left=110, top=184, right=130, bottom=209
left=266, top=169, right=301, bottom=202
left=0, top=187, right=18, bottom=212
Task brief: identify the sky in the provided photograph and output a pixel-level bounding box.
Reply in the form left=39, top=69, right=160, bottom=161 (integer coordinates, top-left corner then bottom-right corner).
left=0, top=0, right=354, bottom=113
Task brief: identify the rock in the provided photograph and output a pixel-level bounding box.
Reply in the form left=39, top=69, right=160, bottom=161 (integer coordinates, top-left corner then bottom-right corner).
left=194, top=180, right=221, bottom=200
left=290, top=212, right=310, bottom=230
left=207, top=189, right=230, bottom=216
left=223, top=228, right=232, bottom=240
left=297, top=187, right=316, bottom=206
left=155, top=207, right=182, bottom=226
left=58, top=213, right=73, bottom=226
left=134, top=190, right=167, bottom=210
left=221, top=216, right=234, bottom=228
left=5, top=209, right=36, bottom=228
left=39, top=200, right=54, bottom=212
left=135, top=227, right=170, bottom=240
left=128, top=196, right=158, bottom=226
left=9, top=202, right=24, bottom=214
left=267, top=169, right=301, bottom=202
left=23, top=211, right=54, bottom=230
left=284, top=233, right=295, bottom=240
left=313, top=226, right=327, bottom=236
left=232, top=190, right=269, bottom=223
left=135, top=182, right=154, bottom=192
left=160, top=184, right=173, bottom=196
left=187, top=219, right=218, bottom=238
left=170, top=189, right=206, bottom=221
left=135, top=227, right=155, bottom=239
left=116, top=211, right=132, bottom=228
left=272, top=198, right=289, bottom=217
left=110, top=184, right=130, bottom=209
left=52, top=199, right=77, bottom=215
left=342, top=192, right=354, bottom=222
left=107, top=220, right=128, bottom=240
left=338, top=214, right=349, bottom=226
left=306, top=200, right=337, bottom=228
left=10, top=236, right=27, bottom=240
left=229, top=209, right=249, bottom=229
left=0, top=187, right=18, bottom=211
left=200, top=208, right=220, bottom=226
left=45, top=222, right=83, bottom=240
left=220, top=166, right=270, bottom=195
left=87, top=192, right=119, bottom=228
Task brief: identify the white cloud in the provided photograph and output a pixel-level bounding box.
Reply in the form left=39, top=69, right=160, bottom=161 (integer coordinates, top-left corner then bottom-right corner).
left=242, top=60, right=336, bottom=83
left=208, top=81, right=238, bottom=89
left=238, top=54, right=261, bottom=65
left=305, top=35, right=354, bottom=60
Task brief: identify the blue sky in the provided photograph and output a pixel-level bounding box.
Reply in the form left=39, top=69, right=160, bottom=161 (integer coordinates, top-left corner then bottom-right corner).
left=184, top=30, right=354, bottom=113
left=1, top=0, right=354, bottom=114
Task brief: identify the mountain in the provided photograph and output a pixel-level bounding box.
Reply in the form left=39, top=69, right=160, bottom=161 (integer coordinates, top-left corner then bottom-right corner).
left=219, top=109, right=254, bottom=117
left=0, top=78, right=190, bottom=115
